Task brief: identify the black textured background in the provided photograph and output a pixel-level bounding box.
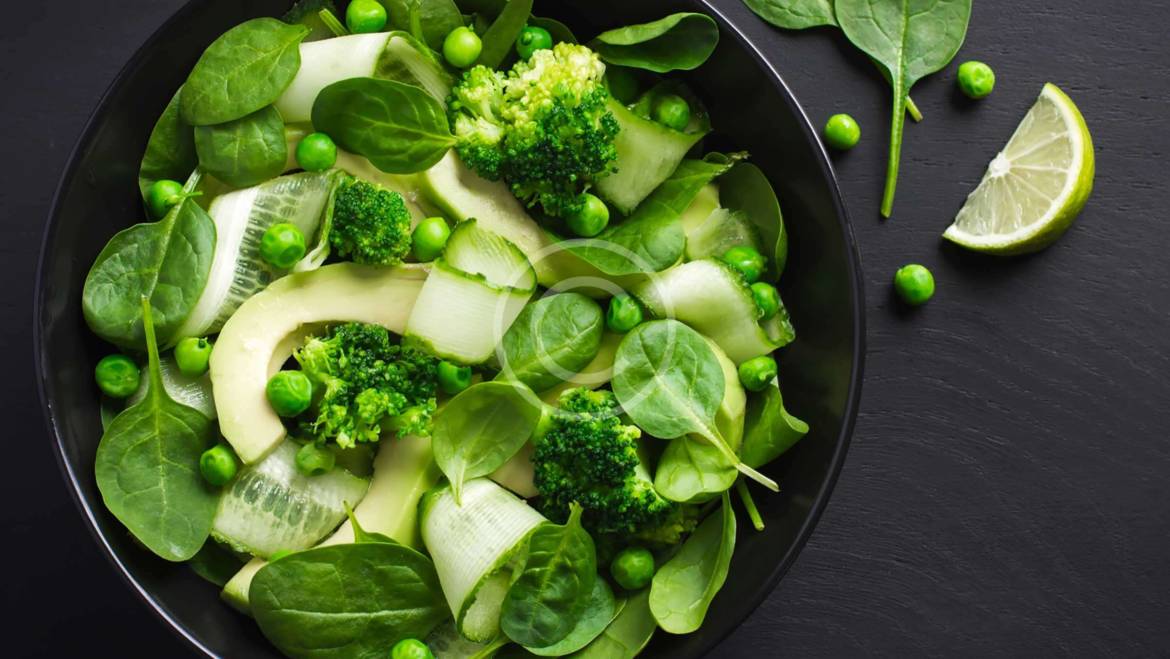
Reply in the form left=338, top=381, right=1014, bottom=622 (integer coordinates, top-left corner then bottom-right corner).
left=4, top=0, right=1169, bottom=656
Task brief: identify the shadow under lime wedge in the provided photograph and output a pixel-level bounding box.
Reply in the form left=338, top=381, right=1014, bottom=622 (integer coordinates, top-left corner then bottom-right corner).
left=944, top=83, right=1095, bottom=255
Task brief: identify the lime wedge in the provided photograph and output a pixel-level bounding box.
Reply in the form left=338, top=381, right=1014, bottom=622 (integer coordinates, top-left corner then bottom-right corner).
left=943, top=83, right=1095, bottom=254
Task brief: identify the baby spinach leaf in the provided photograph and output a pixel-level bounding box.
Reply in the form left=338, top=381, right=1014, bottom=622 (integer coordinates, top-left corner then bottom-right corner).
left=501, top=504, right=598, bottom=648
left=740, top=379, right=809, bottom=469
left=94, top=299, right=217, bottom=562
left=654, top=436, right=737, bottom=504
left=433, top=381, right=542, bottom=503
left=742, top=0, right=835, bottom=29
left=531, top=16, right=577, bottom=45
left=193, top=105, right=287, bottom=188
left=498, top=293, right=605, bottom=393
left=188, top=540, right=247, bottom=587
left=719, top=162, right=788, bottom=279
left=312, top=77, right=455, bottom=174
left=384, top=0, right=465, bottom=51
left=590, top=13, right=719, bottom=73
left=83, top=177, right=216, bottom=349
left=566, top=155, right=741, bottom=276
left=572, top=589, right=655, bottom=659
left=648, top=492, right=736, bottom=633
left=180, top=18, right=309, bottom=126
left=251, top=542, right=449, bottom=658
left=477, top=0, right=534, bottom=70
left=139, top=89, right=197, bottom=201
left=525, top=578, right=616, bottom=656
left=835, top=0, right=971, bottom=216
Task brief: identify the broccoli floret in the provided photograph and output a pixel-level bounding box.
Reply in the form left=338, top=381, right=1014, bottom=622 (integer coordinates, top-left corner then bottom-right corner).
left=329, top=178, right=412, bottom=266
left=449, top=43, right=620, bottom=219
left=294, top=323, right=438, bottom=448
left=534, top=388, right=674, bottom=535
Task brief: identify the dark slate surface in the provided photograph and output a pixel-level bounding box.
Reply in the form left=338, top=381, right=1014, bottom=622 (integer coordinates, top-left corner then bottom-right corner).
left=4, top=0, right=1168, bottom=656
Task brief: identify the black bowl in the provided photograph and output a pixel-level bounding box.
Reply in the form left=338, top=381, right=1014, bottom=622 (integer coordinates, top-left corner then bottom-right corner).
left=34, top=0, right=864, bottom=656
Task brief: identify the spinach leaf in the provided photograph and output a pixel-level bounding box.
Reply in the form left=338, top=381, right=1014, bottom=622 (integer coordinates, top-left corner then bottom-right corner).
left=384, top=0, right=465, bottom=50
left=501, top=504, right=598, bottom=648
left=572, top=589, right=655, bottom=659
left=477, top=0, right=534, bottom=70
left=525, top=578, right=616, bottom=656
left=180, top=18, right=309, bottom=126
left=498, top=293, right=605, bottom=393
left=719, top=162, right=788, bottom=278
left=648, top=492, right=736, bottom=633
left=566, top=155, right=741, bottom=276
left=139, top=89, right=197, bottom=201
left=433, top=381, right=542, bottom=503
left=742, top=0, right=835, bottom=29
left=654, top=436, right=737, bottom=504
left=193, top=105, right=287, bottom=188
left=836, top=0, right=971, bottom=216
left=740, top=379, right=809, bottom=469
left=94, top=299, right=217, bottom=562
left=312, top=77, right=455, bottom=174
left=188, top=540, right=247, bottom=587
left=251, top=542, right=449, bottom=658
left=613, top=321, right=778, bottom=491
left=590, top=13, right=719, bottom=73
left=83, top=177, right=216, bottom=349
left=531, top=16, right=577, bottom=45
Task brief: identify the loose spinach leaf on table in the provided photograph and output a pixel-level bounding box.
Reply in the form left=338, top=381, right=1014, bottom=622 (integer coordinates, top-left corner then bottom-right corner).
left=251, top=542, right=449, bottom=658
left=836, top=0, right=971, bottom=217
left=740, top=379, right=809, bottom=469
left=180, top=18, right=309, bottom=126
left=384, top=0, right=465, bottom=51
left=476, top=0, right=534, bottom=70
left=719, top=161, right=788, bottom=279
left=566, top=155, right=742, bottom=276
left=193, top=105, right=287, bottom=188
left=139, top=89, right=197, bottom=201
left=497, top=293, right=605, bottom=393
left=432, top=381, right=542, bottom=503
left=648, top=492, right=736, bottom=633
left=501, top=504, right=598, bottom=648
left=525, top=578, right=617, bottom=656
left=94, top=299, right=218, bottom=562
left=589, top=13, right=719, bottom=73
left=312, top=77, right=455, bottom=174
left=572, top=588, right=655, bottom=659
left=83, top=178, right=216, bottom=349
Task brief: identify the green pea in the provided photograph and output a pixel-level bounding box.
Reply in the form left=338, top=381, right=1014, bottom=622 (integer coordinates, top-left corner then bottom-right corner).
left=437, top=360, right=472, bottom=395
left=94, top=354, right=141, bottom=399
left=722, top=245, right=767, bottom=283
left=738, top=355, right=777, bottom=392
left=296, top=132, right=337, bottom=172
left=893, top=264, right=935, bottom=306
left=174, top=337, right=213, bottom=377
left=266, top=371, right=313, bottom=417
left=606, top=294, right=644, bottom=333
left=295, top=442, right=336, bottom=477
left=566, top=193, right=610, bottom=238
left=823, top=113, right=861, bottom=150
left=606, top=67, right=641, bottom=105
left=750, top=282, right=781, bottom=320
left=443, top=27, right=483, bottom=69
left=199, top=444, right=239, bottom=487
left=411, top=217, right=451, bottom=262
left=391, top=638, right=435, bottom=659
left=515, top=25, right=553, bottom=60
left=653, top=94, right=692, bottom=132
left=146, top=179, right=184, bottom=219
left=957, top=61, right=996, bottom=99
left=260, top=223, right=307, bottom=270
left=345, top=0, right=387, bottom=34
left=610, top=547, right=655, bottom=591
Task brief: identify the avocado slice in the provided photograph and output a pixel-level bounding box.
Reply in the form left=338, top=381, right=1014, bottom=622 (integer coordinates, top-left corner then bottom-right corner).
left=209, top=263, right=430, bottom=465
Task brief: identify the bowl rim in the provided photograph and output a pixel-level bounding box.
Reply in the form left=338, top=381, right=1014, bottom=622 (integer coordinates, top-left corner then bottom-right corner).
left=32, top=1, right=866, bottom=656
